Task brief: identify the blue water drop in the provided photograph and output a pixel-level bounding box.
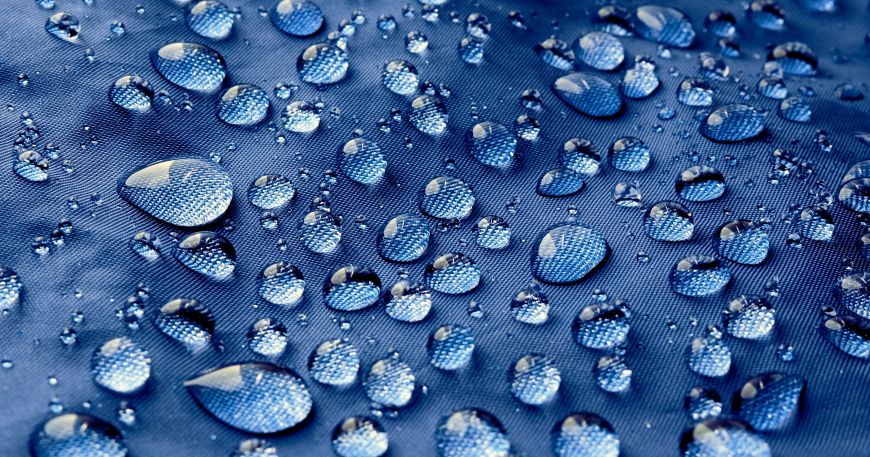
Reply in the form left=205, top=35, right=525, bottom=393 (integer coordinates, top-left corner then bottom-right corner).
left=283, top=100, right=321, bottom=133
left=715, top=220, right=769, bottom=265
left=757, top=77, right=787, bottom=100
left=836, top=272, right=870, bottom=319
left=670, top=255, right=731, bottom=297
left=385, top=280, right=432, bottom=322
left=609, top=137, right=650, bottom=172
left=747, top=0, right=785, bottom=31
left=686, top=334, right=732, bottom=377
left=323, top=265, right=381, bottom=311
left=435, top=409, right=510, bottom=457
left=217, top=84, right=269, bottom=126
left=248, top=175, right=295, bottom=209
left=779, top=97, right=811, bottom=123
left=685, top=387, right=723, bottom=421
left=270, top=0, right=323, bottom=36
left=331, top=416, right=389, bottom=457
left=110, top=75, right=153, bottom=112
left=822, top=316, right=869, bottom=359
left=298, top=209, right=341, bottom=254
left=510, top=354, right=561, bottom=405
left=91, top=337, right=151, bottom=394
left=466, top=121, right=517, bottom=169
left=552, top=413, right=620, bottom=457
left=377, top=214, right=430, bottom=262
left=425, top=253, right=481, bottom=294
left=419, top=176, right=475, bottom=220
left=838, top=178, right=870, bottom=214
left=30, top=414, right=127, bottom=457
left=701, top=104, right=766, bottom=142
left=427, top=324, right=475, bottom=370
left=473, top=215, right=511, bottom=250
left=559, top=138, right=601, bottom=176
left=187, top=0, right=236, bottom=40
left=553, top=72, right=623, bottom=118
left=593, top=6, right=633, bottom=36
left=531, top=223, right=609, bottom=285
left=0, top=267, right=22, bottom=312
left=297, top=43, right=348, bottom=85
left=734, top=373, right=805, bottom=431
left=382, top=60, right=419, bottom=95
left=705, top=10, right=737, bottom=38
left=409, top=95, right=448, bottom=135
left=259, top=262, right=304, bottom=306
left=45, top=12, right=80, bottom=43
left=724, top=295, right=775, bottom=339
left=173, top=232, right=236, bottom=281
left=153, top=298, right=215, bottom=352
left=458, top=36, right=484, bottom=64
left=644, top=201, right=694, bottom=241
left=536, top=37, right=575, bottom=71
left=308, top=338, right=360, bottom=386
left=680, top=420, right=770, bottom=457
left=621, top=56, right=659, bottom=99
left=633, top=5, right=695, bottom=48
left=676, top=165, right=726, bottom=202
left=246, top=318, right=289, bottom=357
left=13, top=150, right=49, bottom=182
left=537, top=168, right=585, bottom=197
left=150, top=42, right=227, bottom=93
left=594, top=355, right=632, bottom=393
left=573, top=301, right=630, bottom=350
left=340, top=138, right=387, bottom=185
left=363, top=355, right=415, bottom=408
left=768, top=42, right=817, bottom=76
left=677, top=78, right=714, bottom=107
left=573, top=32, right=624, bottom=71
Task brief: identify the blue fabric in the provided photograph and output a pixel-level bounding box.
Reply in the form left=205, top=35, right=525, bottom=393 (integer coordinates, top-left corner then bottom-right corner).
left=1, top=0, right=869, bottom=456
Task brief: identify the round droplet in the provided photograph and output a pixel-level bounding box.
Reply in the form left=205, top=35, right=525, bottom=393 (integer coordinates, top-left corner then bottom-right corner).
left=536, top=37, right=575, bottom=71
left=747, top=0, right=785, bottom=31
left=644, top=201, right=694, bottom=241
left=298, top=209, right=341, bottom=254
left=232, top=439, right=277, bottom=457
left=685, top=387, right=723, bottom=421
left=593, top=6, right=632, bottom=36
left=613, top=182, right=642, bottom=207
left=822, top=315, right=869, bottom=359
left=187, top=0, right=236, bottom=40
left=420, top=176, right=474, bottom=220
left=677, top=78, right=714, bottom=107
left=466, top=121, right=517, bottom=169
left=45, top=12, right=80, bottom=42
left=680, top=420, right=770, bottom=457
left=218, top=85, right=269, bottom=126
left=510, top=354, right=560, bottom=405
left=537, top=168, right=585, bottom=198
left=332, top=416, right=389, bottom=457
left=14, top=150, right=49, bottom=182
left=531, top=223, right=609, bottom=285
left=91, top=337, right=151, bottom=394
left=30, top=414, right=126, bottom=457
left=153, top=298, right=215, bottom=352
left=670, top=255, right=731, bottom=297
left=385, top=280, right=432, bottom=322
left=574, top=32, right=624, bottom=71
left=757, top=77, right=787, bottom=100
left=323, top=265, right=381, bottom=311
left=551, top=413, right=620, bottom=457
left=573, top=302, right=630, bottom=349
left=248, top=175, right=295, bottom=210
left=110, top=75, right=153, bottom=112
left=724, top=295, right=775, bottom=339
left=435, top=409, right=510, bottom=457
left=377, top=214, right=430, bottom=262
left=458, top=36, right=484, bottom=64
left=633, top=5, right=696, bottom=48
left=686, top=335, right=732, bottom=377
left=341, top=138, right=387, bottom=185
left=308, top=339, right=360, bottom=386
left=767, top=41, right=816, bottom=76
left=734, top=373, right=805, bottom=431
left=474, top=215, right=511, bottom=250
left=779, top=97, right=811, bottom=123
left=676, top=165, right=726, bottom=202
left=382, top=60, right=419, bottom=95
left=247, top=318, right=288, bottom=357
left=511, top=284, right=550, bottom=325
left=559, top=138, right=601, bottom=176
left=609, top=137, right=650, bottom=172
left=699, top=52, right=730, bottom=80
left=150, top=42, right=226, bottom=92
left=425, top=253, right=481, bottom=294
left=363, top=355, right=415, bottom=407
left=270, top=0, right=323, bottom=36
left=0, top=267, right=23, bottom=312
left=837, top=272, right=870, bottom=319
left=173, top=232, right=236, bottom=281
left=622, top=56, right=659, bottom=99
left=410, top=95, right=448, bottom=135
left=700, top=104, right=766, bottom=142
left=130, top=231, right=161, bottom=261
left=283, top=100, right=320, bottom=133
left=553, top=72, right=623, bottom=118
left=405, top=31, right=429, bottom=54
left=297, top=43, right=348, bottom=85
left=715, top=220, right=769, bottom=265
left=594, top=355, right=631, bottom=393
left=428, top=324, right=475, bottom=370
left=705, top=10, right=737, bottom=38
left=118, top=158, right=233, bottom=227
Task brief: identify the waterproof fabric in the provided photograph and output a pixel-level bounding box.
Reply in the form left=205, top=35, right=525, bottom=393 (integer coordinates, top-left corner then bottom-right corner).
left=1, top=0, right=869, bottom=456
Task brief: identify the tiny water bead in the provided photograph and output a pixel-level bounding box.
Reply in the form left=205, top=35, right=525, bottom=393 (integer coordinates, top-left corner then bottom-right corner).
left=409, top=95, right=449, bottom=135
left=724, top=295, right=775, bottom=339
left=184, top=362, right=313, bottom=433
left=511, top=284, right=550, bottom=324
left=270, top=0, right=324, bottom=36
left=0, top=267, right=23, bottom=312
left=573, top=31, right=624, bottom=71
left=680, top=419, right=771, bottom=457
left=45, top=12, right=80, bottom=42
left=559, top=138, right=601, bottom=176
left=474, top=215, right=511, bottom=250
left=377, top=214, right=431, bottom=262
left=677, top=78, right=714, bottom=107
left=110, top=75, right=154, bottom=112
left=13, top=150, right=49, bottom=182
left=644, top=201, right=694, bottom=242
left=308, top=338, right=360, bottom=386
left=822, top=316, right=869, bottom=359
left=734, top=373, right=806, bottom=431
left=700, top=104, right=766, bottom=143
left=283, top=100, right=321, bottom=133
left=419, top=176, right=475, bottom=220
left=30, top=413, right=127, bottom=457
left=186, top=0, right=236, bottom=40
left=466, top=121, right=517, bottom=169
left=537, top=168, right=585, bottom=198
left=536, top=37, right=576, bottom=71
left=118, top=157, right=233, bottom=227
left=747, top=0, right=785, bottom=31
left=298, top=209, right=341, bottom=254
left=247, top=318, right=289, bottom=357
left=686, top=331, right=732, bottom=377
left=572, top=301, right=630, bottom=350
left=621, top=56, right=659, bottom=99
left=297, top=43, right=349, bottom=85
left=632, top=5, right=696, bottom=48
left=670, top=255, right=731, bottom=297
left=435, top=409, right=510, bottom=457
left=836, top=272, right=870, bottom=319
left=425, top=252, right=481, bottom=294
left=768, top=42, right=817, bottom=76
left=153, top=298, right=215, bottom=352
left=173, top=231, right=236, bottom=281
left=553, top=72, right=623, bottom=118
left=676, top=165, right=726, bottom=202
left=363, top=354, right=415, bottom=408
left=510, top=354, right=561, bottom=405
left=684, top=387, right=723, bottom=421
left=715, top=220, right=770, bottom=265
left=466, top=13, right=491, bottom=39
left=150, top=42, right=226, bottom=92
left=551, top=413, right=620, bottom=457
left=323, top=265, right=381, bottom=311
left=613, top=182, right=642, bottom=207
left=340, top=138, right=387, bottom=185
left=385, top=280, right=432, bottom=322
left=609, top=137, right=650, bottom=172
left=217, top=85, right=270, bottom=126
left=594, top=355, right=632, bottom=393
left=331, top=416, right=389, bottom=457
left=130, top=231, right=161, bottom=261
left=91, top=337, right=151, bottom=394
left=531, top=223, right=609, bottom=285
left=382, top=60, right=419, bottom=95
left=248, top=175, right=295, bottom=209
left=428, top=324, right=475, bottom=370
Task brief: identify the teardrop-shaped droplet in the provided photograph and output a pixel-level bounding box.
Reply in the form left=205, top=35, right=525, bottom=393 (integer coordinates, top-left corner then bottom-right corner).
left=91, top=337, right=151, bottom=394
left=13, top=150, right=48, bottom=182
left=247, top=318, right=289, bottom=357
left=676, top=165, right=726, bottom=202
left=184, top=362, right=313, bottom=433
left=187, top=0, right=236, bottom=40
left=559, top=138, right=602, bottom=176
left=609, top=137, right=650, bottom=172
left=341, top=138, right=387, bottom=185
left=700, top=104, right=766, bottom=142
left=621, top=56, right=659, bottom=99
left=677, top=78, right=714, bottom=107
left=435, top=409, right=510, bottom=457
left=299, top=209, right=341, bottom=254
left=248, top=175, right=295, bottom=210
left=466, top=121, right=517, bottom=169
left=822, top=315, right=869, bottom=359
left=551, top=413, right=619, bottom=457
left=150, top=42, right=226, bottom=92
left=283, top=100, right=320, bottom=133
left=385, top=280, right=432, bottom=322
left=510, top=354, right=560, bottom=405
left=537, top=168, right=585, bottom=197
left=377, top=214, right=430, bottom=263
left=836, top=272, right=870, bottom=319
left=573, top=32, right=624, bottom=71
left=110, top=75, right=154, bottom=112
left=531, top=223, right=609, bottom=285
left=593, top=6, right=633, bottom=36
left=0, top=267, right=22, bottom=312
left=425, top=253, right=481, bottom=294
left=715, top=220, right=769, bottom=265
left=409, top=95, right=448, bottom=136
left=733, top=373, right=805, bottom=431
left=308, top=338, right=360, bottom=386
left=270, top=0, right=324, bottom=36
left=153, top=298, right=215, bottom=352
left=323, top=265, right=381, bottom=311
left=767, top=41, right=816, bottom=76
left=511, top=284, right=550, bottom=325
left=633, top=5, right=696, bottom=48
left=553, top=72, right=623, bottom=118
left=118, top=158, right=233, bottom=227
left=30, top=414, right=127, bottom=457
left=644, top=201, right=694, bottom=241
left=363, top=355, right=415, bottom=408
left=420, top=176, right=474, bottom=220
left=779, top=97, right=811, bottom=123
left=747, top=0, right=785, bottom=31
left=474, top=215, right=511, bottom=250
left=382, top=60, right=419, bottom=95
left=724, top=295, right=775, bottom=339
left=680, top=419, right=771, bottom=457
left=594, top=355, right=632, bottom=393
left=173, top=231, right=236, bottom=281
left=428, top=324, right=475, bottom=370
left=670, top=255, right=731, bottom=297
left=686, top=335, right=732, bottom=377
left=535, top=37, right=576, bottom=71
left=218, top=84, right=269, bottom=126
left=705, top=10, right=737, bottom=38
left=573, top=302, right=630, bottom=349
left=685, top=387, right=723, bottom=421
left=331, top=416, right=389, bottom=457
left=297, top=43, right=348, bottom=85
left=45, top=12, right=80, bottom=42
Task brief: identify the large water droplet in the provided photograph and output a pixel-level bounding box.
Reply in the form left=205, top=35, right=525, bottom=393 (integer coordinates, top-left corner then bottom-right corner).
left=270, top=0, right=324, bottom=36
left=299, top=209, right=341, bottom=254
left=45, top=12, right=80, bottom=42
left=184, top=362, right=313, bottom=433
left=377, top=214, right=431, bottom=262
left=609, top=137, right=650, bottom=172
left=332, top=416, right=389, bottom=457
left=363, top=354, right=415, bottom=407
left=680, top=419, right=770, bottom=457
left=670, top=255, right=731, bottom=297
left=822, top=315, right=869, bottom=359
left=621, top=56, right=659, bottom=99
left=734, top=372, right=805, bottom=431
left=559, top=138, right=601, bottom=176
left=117, top=158, right=233, bottom=227
left=510, top=354, right=560, bottom=405
left=466, top=121, right=517, bottom=169
left=341, top=138, right=387, bottom=185
left=676, top=165, right=726, bottom=202
left=308, top=338, right=360, bottom=386
left=594, top=355, right=632, bottom=393
left=553, top=72, right=623, bottom=118
left=0, top=267, right=22, bottom=312
left=531, top=223, right=609, bottom=285
left=685, top=387, right=723, bottom=421
left=187, top=0, right=236, bottom=40
left=385, top=280, right=432, bottom=322
left=435, top=409, right=510, bottom=457
left=173, top=231, right=236, bottom=281
left=573, top=302, right=630, bottom=349
left=409, top=95, right=448, bottom=135
left=218, top=85, right=270, bottom=126
left=632, top=5, right=696, bottom=48
left=428, top=324, right=475, bottom=370
left=573, top=32, right=624, bottom=71
left=700, top=104, right=766, bottom=143
left=420, top=176, right=474, bottom=220
left=30, top=414, right=126, bottom=457
left=110, top=75, right=153, bottom=112
left=91, top=337, right=151, bottom=394
left=153, top=298, right=215, bottom=352
left=382, top=60, right=419, bottom=95
left=715, top=220, right=769, bottom=265
left=767, top=42, right=817, bottom=76
left=150, top=42, right=226, bottom=92
left=551, top=413, right=619, bottom=457
left=425, top=253, right=481, bottom=294
left=724, top=295, right=775, bottom=339
left=836, top=272, right=870, bottom=319
left=644, top=201, right=694, bottom=241
left=323, top=265, right=381, bottom=311
left=247, top=318, right=289, bottom=357
left=297, top=43, right=348, bottom=85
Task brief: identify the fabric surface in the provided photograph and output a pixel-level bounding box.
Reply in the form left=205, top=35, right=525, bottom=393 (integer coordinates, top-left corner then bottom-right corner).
left=1, top=0, right=869, bottom=456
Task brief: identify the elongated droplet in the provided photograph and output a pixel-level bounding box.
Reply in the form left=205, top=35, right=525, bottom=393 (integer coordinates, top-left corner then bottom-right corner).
left=537, top=168, right=585, bottom=197
left=734, top=373, right=805, bottom=431
left=435, top=409, right=510, bottom=457
left=45, top=12, right=80, bottom=42
left=30, top=414, right=127, bottom=457
left=553, top=72, right=623, bottom=118
left=531, top=223, right=609, bottom=284
left=767, top=42, right=817, bottom=76
left=633, top=5, right=695, bottom=48
left=91, top=337, right=151, bottom=394
left=700, top=104, right=766, bottom=143
left=0, top=267, right=22, bottom=312
left=153, top=298, right=215, bottom=352
left=822, top=316, right=869, bottom=359
left=173, top=231, right=236, bottom=281
left=676, top=165, right=726, bottom=202
left=14, top=151, right=49, bottom=182
left=150, top=42, right=226, bottom=92
left=248, top=175, right=295, bottom=209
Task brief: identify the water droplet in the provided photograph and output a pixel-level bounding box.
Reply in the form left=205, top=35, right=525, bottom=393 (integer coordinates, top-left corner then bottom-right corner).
left=14, top=150, right=49, bottom=182
left=574, top=32, right=624, bottom=71
left=613, top=182, right=642, bottom=207
left=734, top=373, right=805, bottom=431
left=685, top=387, right=723, bottom=421
left=715, top=220, right=769, bottom=265
left=376, top=15, right=396, bottom=35
left=822, top=315, right=869, bottom=359
left=377, top=214, right=430, bottom=262
left=382, top=60, right=419, bottom=95
left=573, top=302, right=630, bottom=349
left=644, top=201, right=694, bottom=241
left=514, top=114, right=541, bottom=141
left=185, top=362, right=312, bottom=433
left=308, top=338, right=360, bottom=386
left=466, top=13, right=491, bottom=39
left=609, top=137, right=650, bottom=172
left=232, top=439, right=277, bottom=457
left=385, top=280, right=432, bottom=322
left=474, top=215, right=511, bottom=250
left=559, top=138, right=601, bottom=176
left=218, top=85, right=269, bottom=126
left=705, top=10, right=737, bottom=37
left=724, top=295, right=775, bottom=339
left=778, top=97, right=811, bottom=123
left=593, top=6, right=632, bottom=36
left=536, top=37, right=575, bottom=71
left=187, top=0, right=236, bottom=40
left=622, top=56, right=659, bottom=99
left=836, top=272, right=870, bottom=319
left=297, top=43, right=348, bottom=85
left=677, top=78, right=714, bottom=107
left=594, top=355, right=631, bottom=393
left=425, top=253, right=481, bottom=294
left=680, top=419, right=770, bottom=457
left=531, top=223, right=609, bottom=284
left=248, top=175, right=295, bottom=210
left=701, top=104, right=766, bottom=142
left=30, top=414, right=126, bottom=457
left=686, top=333, right=732, bottom=377
left=436, top=409, right=510, bottom=457
left=405, top=31, right=429, bottom=54
left=757, top=77, right=787, bottom=100
left=420, top=176, right=474, bottom=220
left=458, top=36, right=484, bottom=64
left=338, top=138, right=386, bottom=185
left=553, top=72, right=623, bottom=118
left=173, top=232, right=236, bottom=281
left=768, top=41, right=816, bottom=76
left=153, top=298, right=215, bottom=352
left=510, top=354, right=560, bottom=405
left=409, top=95, right=448, bottom=135
left=270, top=0, right=323, bottom=36
left=45, top=12, right=80, bottom=42
left=671, top=255, right=731, bottom=297
left=838, top=177, right=870, bottom=214
left=0, top=268, right=22, bottom=312
left=332, top=416, right=389, bottom=457
left=247, top=318, right=289, bottom=357
left=364, top=355, right=415, bottom=407
left=511, top=284, right=550, bottom=325
left=110, top=75, right=153, bottom=112
left=150, top=42, right=226, bottom=92
left=633, top=5, right=696, bottom=48
left=747, top=0, right=785, bottom=31
left=91, top=337, right=151, bottom=394
left=428, top=324, right=474, bottom=370
left=324, top=265, right=381, bottom=311
left=536, top=168, right=584, bottom=198
left=676, top=165, right=726, bottom=202
left=551, top=413, right=620, bottom=457
left=466, top=121, right=517, bottom=169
